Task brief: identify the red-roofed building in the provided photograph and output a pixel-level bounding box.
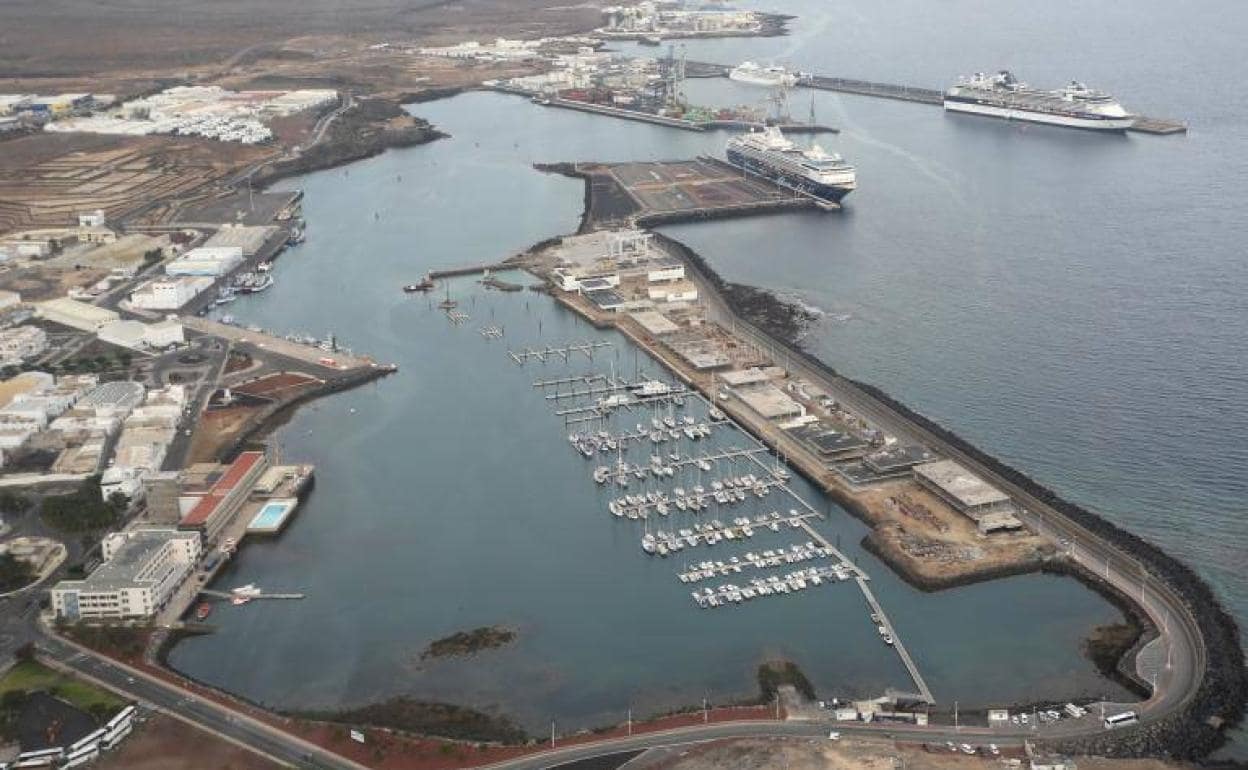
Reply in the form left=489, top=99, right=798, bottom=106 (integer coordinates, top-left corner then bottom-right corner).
left=179, top=450, right=268, bottom=541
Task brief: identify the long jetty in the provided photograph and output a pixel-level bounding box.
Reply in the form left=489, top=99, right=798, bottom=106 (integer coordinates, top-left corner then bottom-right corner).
left=687, top=61, right=1187, bottom=135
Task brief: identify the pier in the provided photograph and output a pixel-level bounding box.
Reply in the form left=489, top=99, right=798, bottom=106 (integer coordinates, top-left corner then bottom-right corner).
left=685, top=61, right=1188, bottom=135
left=508, top=340, right=613, bottom=364
left=200, top=589, right=305, bottom=600
left=517, top=331, right=934, bottom=701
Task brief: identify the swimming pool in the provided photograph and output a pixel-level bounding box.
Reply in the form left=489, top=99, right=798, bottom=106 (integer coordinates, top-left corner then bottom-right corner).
left=247, top=499, right=298, bottom=534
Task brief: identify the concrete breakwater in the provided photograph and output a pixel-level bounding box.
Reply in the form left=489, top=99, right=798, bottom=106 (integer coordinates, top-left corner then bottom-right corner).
left=655, top=232, right=1246, bottom=757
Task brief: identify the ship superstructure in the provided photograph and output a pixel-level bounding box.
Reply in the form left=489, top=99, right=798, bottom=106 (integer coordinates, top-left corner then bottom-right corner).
left=944, top=70, right=1135, bottom=131
left=725, top=125, right=855, bottom=208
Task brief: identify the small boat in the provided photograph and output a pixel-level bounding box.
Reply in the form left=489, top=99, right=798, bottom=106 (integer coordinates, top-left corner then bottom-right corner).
left=404, top=276, right=435, bottom=293
left=194, top=602, right=212, bottom=621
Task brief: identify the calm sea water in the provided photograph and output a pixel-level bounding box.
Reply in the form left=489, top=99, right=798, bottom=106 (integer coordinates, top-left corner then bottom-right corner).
left=170, top=0, right=1248, bottom=751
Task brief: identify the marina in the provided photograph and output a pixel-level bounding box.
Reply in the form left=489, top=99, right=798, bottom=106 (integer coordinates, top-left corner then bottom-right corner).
left=519, top=337, right=929, bottom=700
left=167, top=87, right=1143, bottom=730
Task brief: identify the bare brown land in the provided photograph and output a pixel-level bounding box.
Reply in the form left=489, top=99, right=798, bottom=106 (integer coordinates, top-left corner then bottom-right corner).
left=0, top=133, right=273, bottom=233
left=94, top=713, right=282, bottom=770
left=632, top=737, right=1192, bottom=770
left=0, top=0, right=605, bottom=78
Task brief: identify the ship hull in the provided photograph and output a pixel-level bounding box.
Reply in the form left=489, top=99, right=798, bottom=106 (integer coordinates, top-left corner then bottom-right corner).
left=725, top=148, right=852, bottom=207
left=943, top=97, right=1135, bottom=131
left=728, top=71, right=798, bottom=88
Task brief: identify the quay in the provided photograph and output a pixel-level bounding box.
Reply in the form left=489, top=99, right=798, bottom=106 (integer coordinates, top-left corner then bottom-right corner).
left=686, top=61, right=1188, bottom=135
left=539, top=159, right=816, bottom=231
left=427, top=261, right=513, bottom=280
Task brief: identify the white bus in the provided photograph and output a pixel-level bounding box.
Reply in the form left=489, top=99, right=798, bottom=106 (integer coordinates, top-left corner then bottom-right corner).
left=101, top=720, right=132, bottom=750
left=1104, top=710, right=1138, bottom=729
left=105, top=704, right=137, bottom=731
left=12, top=747, right=63, bottom=768
left=67, top=728, right=105, bottom=754
left=62, top=744, right=100, bottom=769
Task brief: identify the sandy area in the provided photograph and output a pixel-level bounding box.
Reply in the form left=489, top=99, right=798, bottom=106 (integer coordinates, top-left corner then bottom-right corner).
left=94, top=713, right=282, bottom=770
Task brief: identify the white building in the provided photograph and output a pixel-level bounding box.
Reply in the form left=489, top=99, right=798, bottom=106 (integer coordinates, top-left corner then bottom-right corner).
left=165, top=246, right=243, bottom=276
left=129, top=276, right=212, bottom=310
left=97, top=320, right=148, bottom=349
left=0, top=325, right=48, bottom=365
left=78, top=210, right=106, bottom=228
left=144, top=318, right=184, bottom=348
left=77, top=381, right=145, bottom=417
left=50, top=528, right=201, bottom=621
left=36, top=297, right=119, bottom=332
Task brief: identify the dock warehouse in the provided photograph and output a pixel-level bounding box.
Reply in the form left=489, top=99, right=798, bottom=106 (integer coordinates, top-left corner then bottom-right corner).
left=629, top=310, right=680, bottom=337
left=201, top=225, right=276, bottom=256
left=913, top=459, right=1024, bottom=534
left=165, top=246, right=244, bottom=277
left=35, top=298, right=119, bottom=332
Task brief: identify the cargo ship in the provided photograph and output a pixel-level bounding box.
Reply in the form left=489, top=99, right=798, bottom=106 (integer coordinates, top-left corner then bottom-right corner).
left=725, top=125, right=856, bottom=208
left=944, top=71, right=1135, bottom=131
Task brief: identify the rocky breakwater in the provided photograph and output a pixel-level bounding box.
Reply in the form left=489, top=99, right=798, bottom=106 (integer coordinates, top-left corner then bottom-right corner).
left=652, top=231, right=1246, bottom=758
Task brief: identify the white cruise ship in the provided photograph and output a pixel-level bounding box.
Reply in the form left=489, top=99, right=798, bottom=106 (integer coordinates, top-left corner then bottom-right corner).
left=728, top=61, right=798, bottom=88
left=725, top=125, right=855, bottom=208
left=944, top=70, right=1135, bottom=131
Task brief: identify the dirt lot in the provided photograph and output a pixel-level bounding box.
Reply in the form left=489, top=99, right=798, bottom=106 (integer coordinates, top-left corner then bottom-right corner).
left=634, top=737, right=1192, bottom=770
left=855, top=480, right=1056, bottom=587
left=95, top=713, right=282, bottom=770
left=0, top=0, right=607, bottom=77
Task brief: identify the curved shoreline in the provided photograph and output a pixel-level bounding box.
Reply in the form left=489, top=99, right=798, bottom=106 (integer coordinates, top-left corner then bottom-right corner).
left=658, top=230, right=1246, bottom=757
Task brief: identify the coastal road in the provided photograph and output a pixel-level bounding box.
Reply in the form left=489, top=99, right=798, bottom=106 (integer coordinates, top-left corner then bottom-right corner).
left=34, top=631, right=368, bottom=770
left=683, top=259, right=1204, bottom=730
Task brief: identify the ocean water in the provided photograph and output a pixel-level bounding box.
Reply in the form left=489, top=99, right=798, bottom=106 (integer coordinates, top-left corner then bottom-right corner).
left=170, top=0, right=1248, bottom=752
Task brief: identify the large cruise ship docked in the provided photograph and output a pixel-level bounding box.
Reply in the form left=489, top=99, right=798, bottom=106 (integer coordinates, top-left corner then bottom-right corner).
left=725, top=125, right=855, bottom=208
left=728, top=61, right=799, bottom=88
left=944, top=70, right=1135, bottom=131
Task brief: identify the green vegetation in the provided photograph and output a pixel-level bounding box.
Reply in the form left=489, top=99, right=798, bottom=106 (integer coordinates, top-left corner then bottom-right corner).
left=60, top=625, right=150, bottom=661
left=298, top=697, right=526, bottom=744
left=420, top=626, right=516, bottom=659
left=756, top=659, right=817, bottom=703
left=0, top=490, right=30, bottom=515
left=41, top=476, right=125, bottom=532
left=0, top=554, right=34, bottom=593
left=0, top=660, right=125, bottom=720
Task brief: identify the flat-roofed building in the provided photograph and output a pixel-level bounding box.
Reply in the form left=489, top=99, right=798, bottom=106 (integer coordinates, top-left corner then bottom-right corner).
left=202, top=225, right=275, bottom=256
left=36, top=298, right=119, bottom=332
left=78, top=381, right=145, bottom=416
left=129, top=276, right=212, bottom=310
left=165, top=246, right=243, bottom=277
left=913, top=459, right=1011, bottom=515
left=733, top=382, right=805, bottom=420
left=629, top=310, right=679, bottom=337
left=50, top=528, right=201, bottom=621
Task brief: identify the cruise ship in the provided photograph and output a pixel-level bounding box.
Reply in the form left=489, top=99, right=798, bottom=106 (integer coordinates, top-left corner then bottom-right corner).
left=728, top=61, right=799, bottom=88
left=944, top=70, right=1135, bottom=131
left=725, top=125, right=856, bottom=208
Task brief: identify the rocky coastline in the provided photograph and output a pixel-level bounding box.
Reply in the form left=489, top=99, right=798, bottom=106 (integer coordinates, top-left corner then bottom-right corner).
left=657, top=232, right=1247, bottom=758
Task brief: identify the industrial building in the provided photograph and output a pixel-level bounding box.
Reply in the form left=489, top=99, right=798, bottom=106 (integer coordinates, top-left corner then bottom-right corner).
left=35, top=297, right=119, bottom=332
left=165, top=246, right=244, bottom=277
left=202, top=225, right=276, bottom=256
left=50, top=528, right=201, bottom=621
left=97, top=318, right=184, bottom=350
left=129, top=276, right=213, bottom=310
left=913, top=459, right=1024, bottom=534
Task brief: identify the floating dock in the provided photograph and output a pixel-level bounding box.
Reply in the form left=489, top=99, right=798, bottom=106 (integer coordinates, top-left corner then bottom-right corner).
left=509, top=340, right=935, bottom=702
